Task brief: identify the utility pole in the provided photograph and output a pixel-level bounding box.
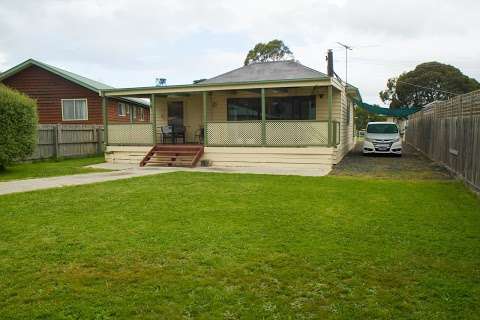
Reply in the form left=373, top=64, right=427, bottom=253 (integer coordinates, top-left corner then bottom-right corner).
left=336, top=42, right=352, bottom=85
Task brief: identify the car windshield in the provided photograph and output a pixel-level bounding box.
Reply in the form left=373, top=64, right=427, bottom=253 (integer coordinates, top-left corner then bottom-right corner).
left=366, top=124, right=398, bottom=134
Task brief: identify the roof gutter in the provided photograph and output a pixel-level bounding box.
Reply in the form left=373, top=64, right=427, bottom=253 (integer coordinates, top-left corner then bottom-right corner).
left=101, top=77, right=337, bottom=97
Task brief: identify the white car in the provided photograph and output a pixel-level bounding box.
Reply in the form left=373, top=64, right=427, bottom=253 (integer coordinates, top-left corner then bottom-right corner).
left=363, top=122, right=402, bottom=156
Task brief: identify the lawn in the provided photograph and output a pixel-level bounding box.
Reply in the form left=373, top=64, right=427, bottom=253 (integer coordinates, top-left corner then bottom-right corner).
left=0, top=172, right=479, bottom=319
left=0, top=156, right=107, bottom=181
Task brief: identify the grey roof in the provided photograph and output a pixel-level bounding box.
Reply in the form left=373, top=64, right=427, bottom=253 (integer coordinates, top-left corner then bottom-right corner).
left=201, top=60, right=328, bottom=85
left=0, top=59, right=149, bottom=107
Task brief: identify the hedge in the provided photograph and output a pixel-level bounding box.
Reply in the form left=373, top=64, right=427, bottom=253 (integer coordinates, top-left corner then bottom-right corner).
left=0, top=84, right=38, bottom=169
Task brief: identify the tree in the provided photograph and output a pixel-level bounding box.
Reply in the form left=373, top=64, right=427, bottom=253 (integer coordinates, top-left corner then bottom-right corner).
left=0, top=84, right=38, bottom=170
left=244, top=39, right=293, bottom=65
left=379, top=62, right=480, bottom=108
left=354, top=107, right=386, bottom=131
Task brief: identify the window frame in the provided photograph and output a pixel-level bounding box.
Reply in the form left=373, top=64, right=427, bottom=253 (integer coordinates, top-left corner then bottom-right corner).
left=266, top=95, right=316, bottom=121
left=227, top=96, right=317, bottom=122
left=346, top=99, right=351, bottom=125
left=61, top=98, right=88, bottom=121
left=118, top=103, right=127, bottom=117
left=227, top=98, right=261, bottom=121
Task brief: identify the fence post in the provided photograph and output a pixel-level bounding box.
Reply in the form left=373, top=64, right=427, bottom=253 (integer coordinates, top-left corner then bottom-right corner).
left=96, top=126, right=102, bottom=154
left=53, top=125, right=59, bottom=159
left=56, top=124, right=62, bottom=159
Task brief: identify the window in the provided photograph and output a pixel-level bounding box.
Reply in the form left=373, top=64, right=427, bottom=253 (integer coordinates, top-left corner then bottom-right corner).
left=118, top=103, right=126, bottom=116
left=366, top=123, right=398, bottom=134
left=139, top=108, right=145, bottom=121
left=227, top=96, right=316, bottom=121
left=62, top=99, right=88, bottom=121
left=267, top=96, right=315, bottom=120
left=227, top=98, right=261, bottom=121
left=132, top=106, right=137, bottom=120
left=346, top=100, right=351, bottom=124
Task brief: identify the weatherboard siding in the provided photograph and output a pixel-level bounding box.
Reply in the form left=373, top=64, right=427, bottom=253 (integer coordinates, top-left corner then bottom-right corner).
left=333, top=89, right=355, bottom=163
left=1, top=65, right=148, bottom=124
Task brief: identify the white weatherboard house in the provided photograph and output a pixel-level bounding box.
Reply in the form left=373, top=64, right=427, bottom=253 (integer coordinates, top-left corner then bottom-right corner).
left=100, top=58, right=361, bottom=170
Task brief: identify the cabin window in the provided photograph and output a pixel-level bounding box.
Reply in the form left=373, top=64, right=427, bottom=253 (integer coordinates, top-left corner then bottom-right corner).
left=227, top=98, right=261, bottom=121
left=267, top=96, right=316, bottom=120
left=118, top=103, right=127, bottom=116
left=227, top=96, right=316, bottom=121
left=62, top=99, right=88, bottom=121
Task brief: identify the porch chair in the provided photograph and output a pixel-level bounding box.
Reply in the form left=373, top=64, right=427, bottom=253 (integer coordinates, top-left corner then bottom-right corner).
left=194, top=127, right=204, bottom=144
left=172, top=124, right=186, bottom=144
left=160, top=125, right=174, bottom=144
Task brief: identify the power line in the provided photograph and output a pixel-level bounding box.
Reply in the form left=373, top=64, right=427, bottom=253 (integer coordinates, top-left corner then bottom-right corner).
left=396, top=80, right=460, bottom=95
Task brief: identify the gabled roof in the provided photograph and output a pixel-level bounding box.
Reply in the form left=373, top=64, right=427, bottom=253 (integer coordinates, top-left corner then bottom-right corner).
left=200, top=60, right=329, bottom=85
left=0, top=59, right=149, bottom=107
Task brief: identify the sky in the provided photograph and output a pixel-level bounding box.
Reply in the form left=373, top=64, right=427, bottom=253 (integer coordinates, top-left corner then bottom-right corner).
left=0, top=0, right=479, bottom=105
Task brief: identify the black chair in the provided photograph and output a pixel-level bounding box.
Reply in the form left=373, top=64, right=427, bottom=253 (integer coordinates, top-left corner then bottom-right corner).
left=172, top=124, right=186, bottom=144
left=160, top=125, right=174, bottom=144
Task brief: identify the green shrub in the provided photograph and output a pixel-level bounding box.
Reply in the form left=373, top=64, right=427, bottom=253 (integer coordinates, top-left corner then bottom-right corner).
left=0, top=84, right=38, bottom=169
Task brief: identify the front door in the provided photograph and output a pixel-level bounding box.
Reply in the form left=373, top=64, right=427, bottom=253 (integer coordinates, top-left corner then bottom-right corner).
left=167, top=101, right=184, bottom=127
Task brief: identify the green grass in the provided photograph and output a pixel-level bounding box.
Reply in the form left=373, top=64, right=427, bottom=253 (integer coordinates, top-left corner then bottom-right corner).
left=0, top=156, right=107, bottom=181
left=0, top=172, right=479, bottom=319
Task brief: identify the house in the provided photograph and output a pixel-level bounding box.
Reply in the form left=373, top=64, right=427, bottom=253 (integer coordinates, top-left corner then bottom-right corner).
left=0, top=59, right=150, bottom=125
left=100, top=56, right=361, bottom=170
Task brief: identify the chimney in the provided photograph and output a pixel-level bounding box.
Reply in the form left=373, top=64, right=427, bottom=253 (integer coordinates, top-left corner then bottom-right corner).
left=326, top=49, right=334, bottom=77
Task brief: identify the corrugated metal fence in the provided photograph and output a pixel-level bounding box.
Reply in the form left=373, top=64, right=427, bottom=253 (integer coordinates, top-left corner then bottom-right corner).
left=406, top=90, right=480, bottom=191
left=28, top=124, right=104, bottom=160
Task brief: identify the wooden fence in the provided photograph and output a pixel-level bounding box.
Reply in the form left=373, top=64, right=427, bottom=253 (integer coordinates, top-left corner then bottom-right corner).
left=27, top=124, right=104, bottom=160
left=406, top=90, right=480, bottom=191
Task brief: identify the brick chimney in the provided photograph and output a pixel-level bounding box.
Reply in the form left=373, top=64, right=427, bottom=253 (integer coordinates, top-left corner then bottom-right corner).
left=326, top=49, right=334, bottom=77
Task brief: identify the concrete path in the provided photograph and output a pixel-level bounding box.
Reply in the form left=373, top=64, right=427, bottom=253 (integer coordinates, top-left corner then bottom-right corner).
left=89, top=162, right=331, bottom=177
left=0, top=163, right=330, bottom=196
left=0, top=167, right=172, bottom=196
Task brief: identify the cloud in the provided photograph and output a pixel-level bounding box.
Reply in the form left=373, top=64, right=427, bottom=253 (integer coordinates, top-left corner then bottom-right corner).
left=0, top=0, right=479, bottom=104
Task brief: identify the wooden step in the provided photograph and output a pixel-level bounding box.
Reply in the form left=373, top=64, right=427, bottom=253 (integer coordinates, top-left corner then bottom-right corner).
left=153, top=150, right=197, bottom=155
left=140, top=144, right=204, bottom=167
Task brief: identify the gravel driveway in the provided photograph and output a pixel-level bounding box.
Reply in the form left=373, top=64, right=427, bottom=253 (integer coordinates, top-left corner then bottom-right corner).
left=330, top=141, right=452, bottom=180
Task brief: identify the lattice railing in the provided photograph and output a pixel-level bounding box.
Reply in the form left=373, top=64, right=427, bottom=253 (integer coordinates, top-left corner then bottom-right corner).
left=207, top=121, right=263, bottom=146
left=206, top=120, right=330, bottom=146
left=108, top=123, right=154, bottom=145
left=266, top=121, right=329, bottom=146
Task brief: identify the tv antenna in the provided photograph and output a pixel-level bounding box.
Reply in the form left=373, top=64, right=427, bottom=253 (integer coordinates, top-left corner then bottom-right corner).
left=336, top=42, right=353, bottom=85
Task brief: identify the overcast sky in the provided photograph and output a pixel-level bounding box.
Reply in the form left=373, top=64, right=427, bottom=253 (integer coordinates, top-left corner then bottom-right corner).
left=1, top=0, right=479, bottom=105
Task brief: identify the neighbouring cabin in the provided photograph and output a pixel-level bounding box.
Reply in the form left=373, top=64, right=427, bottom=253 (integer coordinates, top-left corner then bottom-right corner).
left=102, top=60, right=359, bottom=170
left=0, top=59, right=150, bottom=125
